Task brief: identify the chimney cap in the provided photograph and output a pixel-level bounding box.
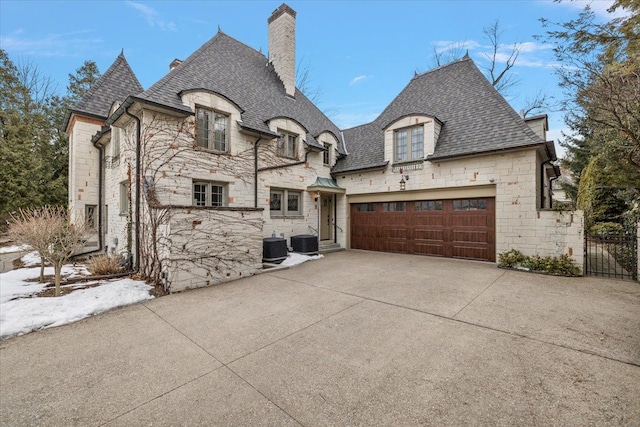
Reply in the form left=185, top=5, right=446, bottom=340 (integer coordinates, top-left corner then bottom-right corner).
left=268, top=3, right=296, bottom=23
left=170, top=58, right=183, bottom=71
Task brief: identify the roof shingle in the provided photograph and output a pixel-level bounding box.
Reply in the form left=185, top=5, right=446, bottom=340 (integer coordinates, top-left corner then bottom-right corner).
left=137, top=31, right=345, bottom=153
left=333, top=57, right=545, bottom=173
left=71, top=52, right=143, bottom=120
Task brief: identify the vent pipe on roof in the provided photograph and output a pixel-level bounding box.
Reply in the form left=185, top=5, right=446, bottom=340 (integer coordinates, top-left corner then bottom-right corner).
left=268, top=3, right=296, bottom=97
left=169, top=59, right=183, bottom=71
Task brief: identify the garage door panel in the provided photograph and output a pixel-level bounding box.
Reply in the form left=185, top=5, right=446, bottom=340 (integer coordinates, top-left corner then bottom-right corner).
left=351, top=198, right=495, bottom=262
left=451, top=215, right=488, bottom=227
left=413, top=242, right=445, bottom=256
left=452, top=245, right=490, bottom=261
left=452, top=230, right=489, bottom=243
left=414, top=228, right=445, bottom=241
left=383, top=240, right=408, bottom=253
left=411, top=215, right=445, bottom=226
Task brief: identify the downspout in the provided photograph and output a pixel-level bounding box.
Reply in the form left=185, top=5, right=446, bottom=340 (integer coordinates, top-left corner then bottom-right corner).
left=253, top=137, right=262, bottom=208
left=540, top=159, right=552, bottom=209
left=333, top=193, right=337, bottom=243
left=125, top=106, right=141, bottom=271
left=540, top=145, right=553, bottom=209
left=87, top=139, right=104, bottom=255
left=549, top=176, right=559, bottom=209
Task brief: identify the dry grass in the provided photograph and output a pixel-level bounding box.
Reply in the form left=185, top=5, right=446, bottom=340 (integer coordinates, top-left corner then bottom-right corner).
left=87, top=254, right=126, bottom=276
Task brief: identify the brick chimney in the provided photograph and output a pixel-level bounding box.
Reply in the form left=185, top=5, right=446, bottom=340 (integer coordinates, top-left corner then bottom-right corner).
left=268, top=3, right=296, bottom=97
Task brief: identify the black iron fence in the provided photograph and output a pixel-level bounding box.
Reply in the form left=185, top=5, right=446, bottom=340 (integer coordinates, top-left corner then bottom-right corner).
left=584, top=225, right=638, bottom=280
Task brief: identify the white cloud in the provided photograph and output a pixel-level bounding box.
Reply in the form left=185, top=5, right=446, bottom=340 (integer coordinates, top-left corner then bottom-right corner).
left=349, top=75, right=371, bottom=86
left=539, top=0, right=630, bottom=19
left=126, top=1, right=177, bottom=31
left=0, top=30, right=102, bottom=57
left=432, top=39, right=480, bottom=55
left=518, top=41, right=554, bottom=53
left=330, top=111, right=379, bottom=129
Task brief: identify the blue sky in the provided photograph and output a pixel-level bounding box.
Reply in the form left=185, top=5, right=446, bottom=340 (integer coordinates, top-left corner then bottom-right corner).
left=0, top=1, right=620, bottom=157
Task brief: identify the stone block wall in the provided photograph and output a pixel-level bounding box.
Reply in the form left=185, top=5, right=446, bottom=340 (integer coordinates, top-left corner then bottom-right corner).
left=336, top=147, right=584, bottom=268
left=158, top=207, right=263, bottom=292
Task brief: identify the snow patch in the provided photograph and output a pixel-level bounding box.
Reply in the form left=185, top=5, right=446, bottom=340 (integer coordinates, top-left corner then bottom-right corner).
left=0, top=265, right=153, bottom=339
left=0, top=244, right=30, bottom=254
left=280, top=252, right=323, bottom=267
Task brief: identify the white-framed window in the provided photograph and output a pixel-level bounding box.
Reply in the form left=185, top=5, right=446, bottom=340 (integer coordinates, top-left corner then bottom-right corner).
left=394, top=125, right=424, bottom=162
left=196, top=107, right=228, bottom=152
left=193, top=181, right=227, bottom=207
left=277, top=131, right=297, bottom=159
left=119, top=181, right=130, bottom=215
left=270, top=189, right=302, bottom=217
left=323, top=143, right=331, bottom=166
left=85, top=205, right=97, bottom=230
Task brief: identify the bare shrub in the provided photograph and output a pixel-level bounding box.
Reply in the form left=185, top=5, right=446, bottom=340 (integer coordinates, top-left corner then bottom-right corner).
left=9, top=206, right=88, bottom=296
left=87, top=254, right=126, bottom=276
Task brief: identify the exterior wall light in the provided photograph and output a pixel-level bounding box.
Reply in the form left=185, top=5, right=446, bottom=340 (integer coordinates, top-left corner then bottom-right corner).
left=399, top=167, right=409, bottom=190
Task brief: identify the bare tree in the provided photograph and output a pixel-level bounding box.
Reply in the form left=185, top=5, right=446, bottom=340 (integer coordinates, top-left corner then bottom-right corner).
left=9, top=208, right=50, bottom=281
left=9, top=206, right=88, bottom=296
left=428, top=41, right=469, bottom=69
left=482, top=20, right=521, bottom=95
left=520, top=89, right=552, bottom=118
left=296, top=55, right=322, bottom=102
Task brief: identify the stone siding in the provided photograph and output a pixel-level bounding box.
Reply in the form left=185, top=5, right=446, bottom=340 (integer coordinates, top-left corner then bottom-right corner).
left=336, top=148, right=584, bottom=269
left=158, top=207, right=263, bottom=292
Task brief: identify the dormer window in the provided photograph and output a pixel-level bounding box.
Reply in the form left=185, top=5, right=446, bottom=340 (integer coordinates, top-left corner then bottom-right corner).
left=277, top=130, right=297, bottom=159
left=323, top=143, right=331, bottom=166
left=394, top=125, right=424, bottom=162
left=196, top=107, right=228, bottom=152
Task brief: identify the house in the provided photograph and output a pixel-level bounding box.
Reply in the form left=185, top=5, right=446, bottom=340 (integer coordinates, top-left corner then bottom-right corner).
left=66, top=3, right=582, bottom=292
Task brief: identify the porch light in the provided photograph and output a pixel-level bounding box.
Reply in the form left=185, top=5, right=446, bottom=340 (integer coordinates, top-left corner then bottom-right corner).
left=399, top=177, right=406, bottom=191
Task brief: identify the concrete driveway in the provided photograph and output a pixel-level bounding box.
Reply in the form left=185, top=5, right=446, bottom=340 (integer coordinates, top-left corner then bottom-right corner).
left=1, top=250, right=639, bottom=426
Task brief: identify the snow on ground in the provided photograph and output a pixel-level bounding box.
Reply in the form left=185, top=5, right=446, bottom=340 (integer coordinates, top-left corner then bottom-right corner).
left=280, top=252, right=323, bottom=267
left=0, top=250, right=321, bottom=340
left=0, top=263, right=153, bottom=340
left=20, top=251, right=41, bottom=267
left=0, top=244, right=30, bottom=254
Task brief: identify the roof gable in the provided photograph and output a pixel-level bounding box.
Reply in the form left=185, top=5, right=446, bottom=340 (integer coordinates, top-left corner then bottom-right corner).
left=70, top=52, right=143, bottom=121
left=334, top=57, right=545, bottom=173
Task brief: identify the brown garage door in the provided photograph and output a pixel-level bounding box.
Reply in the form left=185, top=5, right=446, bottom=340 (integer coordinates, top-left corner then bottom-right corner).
left=350, top=198, right=495, bottom=262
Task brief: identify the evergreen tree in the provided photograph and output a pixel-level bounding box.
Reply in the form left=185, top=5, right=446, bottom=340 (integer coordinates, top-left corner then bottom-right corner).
left=0, top=51, right=101, bottom=226
left=0, top=50, right=46, bottom=221
left=542, top=0, right=640, bottom=225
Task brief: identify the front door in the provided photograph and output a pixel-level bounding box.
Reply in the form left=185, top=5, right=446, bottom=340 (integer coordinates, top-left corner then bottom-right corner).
left=320, top=194, right=333, bottom=241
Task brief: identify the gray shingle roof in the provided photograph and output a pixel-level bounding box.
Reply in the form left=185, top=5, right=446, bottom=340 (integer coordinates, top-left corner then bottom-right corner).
left=333, top=57, right=545, bottom=174
left=137, top=31, right=345, bottom=153
left=71, top=52, right=143, bottom=120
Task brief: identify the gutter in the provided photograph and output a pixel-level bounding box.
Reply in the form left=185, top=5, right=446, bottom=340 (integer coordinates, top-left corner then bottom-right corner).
left=332, top=161, right=389, bottom=175
left=124, top=105, right=141, bottom=272
left=257, top=150, right=311, bottom=172
left=427, top=141, right=549, bottom=162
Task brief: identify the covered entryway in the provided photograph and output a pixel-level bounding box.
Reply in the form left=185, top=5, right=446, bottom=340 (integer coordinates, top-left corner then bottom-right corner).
left=307, top=177, right=346, bottom=245
left=350, top=198, right=495, bottom=262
